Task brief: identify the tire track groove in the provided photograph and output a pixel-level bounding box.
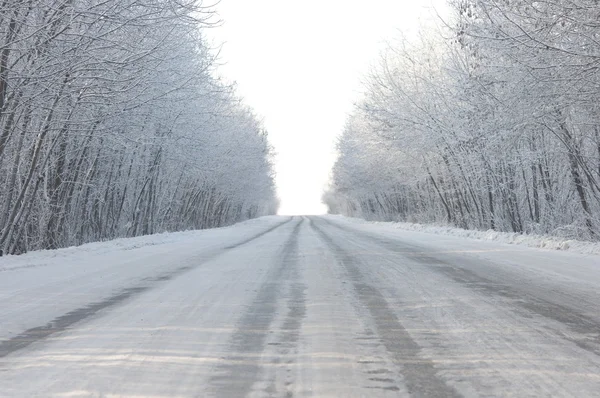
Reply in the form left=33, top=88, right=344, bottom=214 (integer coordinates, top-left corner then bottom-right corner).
left=310, top=217, right=460, bottom=397
left=209, top=218, right=303, bottom=397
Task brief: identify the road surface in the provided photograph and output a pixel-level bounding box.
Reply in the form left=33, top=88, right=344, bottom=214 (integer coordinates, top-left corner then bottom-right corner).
left=1, top=216, right=600, bottom=397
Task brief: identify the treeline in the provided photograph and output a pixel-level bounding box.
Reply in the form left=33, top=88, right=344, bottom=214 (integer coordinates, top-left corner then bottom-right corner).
left=325, top=0, right=600, bottom=240
left=0, top=0, right=278, bottom=254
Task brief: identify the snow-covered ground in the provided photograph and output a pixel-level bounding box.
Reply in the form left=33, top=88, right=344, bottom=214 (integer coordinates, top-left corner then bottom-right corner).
left=1, top=215, right=599, bottom=397
left=332, top=215, right=600, bottom=256
left=0, top=216, right=288, bottom=342
left=0, top=216, right=285, bottom=272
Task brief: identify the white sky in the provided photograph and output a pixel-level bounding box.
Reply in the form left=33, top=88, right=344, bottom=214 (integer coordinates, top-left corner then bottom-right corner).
left=206, top=0, right=447, bottom=215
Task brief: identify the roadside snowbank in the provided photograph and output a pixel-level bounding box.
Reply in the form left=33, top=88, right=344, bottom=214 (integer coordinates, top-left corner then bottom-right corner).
left=0, top=216, right=285, bottom=272
left=333, top=216, right=600, bottom=256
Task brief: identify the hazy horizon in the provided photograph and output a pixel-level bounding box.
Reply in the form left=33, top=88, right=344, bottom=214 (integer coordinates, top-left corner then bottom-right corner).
left=205, top=0, right=447, bottom=215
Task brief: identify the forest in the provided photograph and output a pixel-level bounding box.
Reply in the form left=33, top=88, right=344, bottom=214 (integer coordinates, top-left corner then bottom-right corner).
left=325, top=0, right=600, bottom=241
left=0, top=0, right=278, bottom=254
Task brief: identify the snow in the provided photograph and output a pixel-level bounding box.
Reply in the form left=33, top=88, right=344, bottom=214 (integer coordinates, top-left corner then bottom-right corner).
left=322, top=215, right=600, bottom=311
left=1, top=215, right=600, bottom=396
left=0, top=216, right=283, bottom=272
left=330, top=215, right=600, bottom=256
left=0, top=219, right=298, bottom=397
left=0, top=216, right=287, bottom=342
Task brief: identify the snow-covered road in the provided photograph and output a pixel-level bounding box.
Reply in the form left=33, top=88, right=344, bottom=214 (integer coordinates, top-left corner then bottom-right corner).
left=1, top=216, right=600, bottom=397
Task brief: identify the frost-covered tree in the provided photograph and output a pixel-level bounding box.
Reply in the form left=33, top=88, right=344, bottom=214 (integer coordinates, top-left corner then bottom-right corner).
left=326, top=0, right=600, bottom=240
left=0, top=0, right=278, bottom=254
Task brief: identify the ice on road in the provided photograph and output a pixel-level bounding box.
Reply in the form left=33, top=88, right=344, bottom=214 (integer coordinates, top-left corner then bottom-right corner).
left=1, top=216, right=600, bottom=397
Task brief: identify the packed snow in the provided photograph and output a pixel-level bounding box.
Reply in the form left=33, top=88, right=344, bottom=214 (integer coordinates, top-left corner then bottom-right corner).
left=1, top=216, right=600, bottom=397
left=0, top=216, right=287, bottom=341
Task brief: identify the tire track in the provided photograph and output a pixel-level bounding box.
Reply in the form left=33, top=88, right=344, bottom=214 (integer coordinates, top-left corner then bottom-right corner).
left=209, top=218, right=303, bottom=397
left=264, top=265, right=307, bottom=397
left=310, top=217, right=460, bottom=398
